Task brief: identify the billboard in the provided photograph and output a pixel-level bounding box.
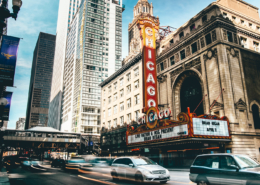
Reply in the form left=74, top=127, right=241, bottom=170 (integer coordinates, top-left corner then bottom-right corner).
left=0, top=35, right=20, bottom=86
left=137, top=16, right=160, bottom=113
left=0, top=91, right=13, bottom=121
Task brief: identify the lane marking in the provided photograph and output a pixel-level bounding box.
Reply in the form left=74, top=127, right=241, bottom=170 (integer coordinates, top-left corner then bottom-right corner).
left=78, top=175, right=115, bottom=185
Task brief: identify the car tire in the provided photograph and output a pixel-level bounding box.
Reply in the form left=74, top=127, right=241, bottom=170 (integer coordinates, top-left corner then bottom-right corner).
left=160, top=181, right=167, bottom=184
left=135, top=172, right=143, bottom=183
left=111, top=171, right=119, bottom=181
left=197, top=178, right=209, bottom=185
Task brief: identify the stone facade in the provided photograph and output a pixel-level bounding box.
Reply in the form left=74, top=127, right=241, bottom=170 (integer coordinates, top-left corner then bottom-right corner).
left=157, top=0, right=260, bottom=160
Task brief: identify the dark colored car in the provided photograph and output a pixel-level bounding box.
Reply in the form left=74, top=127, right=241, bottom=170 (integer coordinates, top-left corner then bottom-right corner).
left=190, top=154, right=260, bottom=185
left=51, top=159, right=65, bottom=168
left=3, top=156, right=18, bottom=169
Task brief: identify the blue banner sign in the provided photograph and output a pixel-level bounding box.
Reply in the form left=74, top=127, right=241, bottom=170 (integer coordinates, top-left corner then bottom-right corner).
left=0, top=35, right=20, bottom=86
left=0, top=91, right=13, bottom=120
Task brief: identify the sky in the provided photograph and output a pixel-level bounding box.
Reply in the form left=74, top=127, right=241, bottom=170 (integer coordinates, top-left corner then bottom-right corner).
left=6, top=0, right=260, bottom=129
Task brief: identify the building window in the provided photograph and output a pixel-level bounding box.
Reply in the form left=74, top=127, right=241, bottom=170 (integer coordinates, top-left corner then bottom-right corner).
left=191, top=42, right=198, bottom=53
left=227, top=31, right=233, bottom=42
left=120, top=116, right=124, bottom=126
left=114, top=105, right=117, bottom=114
left=241, top=20, right=244, bottom=24
left=114, top=82, right=117, bottom=90
left=113, top=119, right=117, bottom=127
left=108, top=108, right=111, bottom=116
left=127, top=98, right=131, bottom=108
left=103, top=99, right=106, bottom=106
left=170, top=39, right=174, bottom=44
left=254, top=41, right=259, bottom=52
left=170, top=56, right=175, bottom=66
left=240, top=37, right=247, bottom=48
left=120, top=89, right=124, bottom=97
left=249, top=23, right=252, bottom=28
left=126, top=73, right=131, bottom=82
left=160, top=62, right=164, bottom=71
left=127, top=85, right=131, bottom=93
left=134, top=67, right=139, bottom=77
left=252, top=104, right=260, bottom=129
left=202, top=15, right=207, bottom=23
left=179, top=32, right=184, bottom=39
left=103, top=111, right=106, bottom=119
left=127, top=113, right=131, bottom=124
left=134, top=80, right=139, bottom=89
left=103, top=90, right=106, bottom=97
left=135, top=110, right=140, bottom=122
left=108, top=96, right=111, bottom=104
left=232, top=16, right=236, bottom=21
left=120, top=102, right=124, bottom=111
left=120, top=78, right=124, bottom=86
left=180, top=49, right=185, bottom=60
left=114, top=93, right=117, bottom=101
left=190, top=24, right=195, bottom=31
left=143, top=6, right=145, bottom=12
left=223, top=12, right=227, bottom=18
left=108, top=121, right=111, bottom=129
left=205, top=33, right=212, bottom=45
left=257, top=26, right=260, bottom=32
left=135, top=94, right=140, bottom=105
left=108, top=86, right=111, bottom=93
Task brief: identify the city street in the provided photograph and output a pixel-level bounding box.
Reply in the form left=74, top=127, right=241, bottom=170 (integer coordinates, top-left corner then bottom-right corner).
left=7, top=167, right=195, bottom=185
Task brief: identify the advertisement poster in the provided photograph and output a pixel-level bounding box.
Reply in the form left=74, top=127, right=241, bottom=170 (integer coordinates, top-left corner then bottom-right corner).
left=0, top=91, right=13, bottom=121
left=0, top=35, right=20, bottom=86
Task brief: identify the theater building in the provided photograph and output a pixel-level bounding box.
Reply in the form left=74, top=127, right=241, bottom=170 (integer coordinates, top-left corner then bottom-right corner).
left=100, top=0, right=260, bottom=167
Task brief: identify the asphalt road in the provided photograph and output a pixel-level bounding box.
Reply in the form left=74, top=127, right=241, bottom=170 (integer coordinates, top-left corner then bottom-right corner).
left=7, top=166, right=196, bottom=185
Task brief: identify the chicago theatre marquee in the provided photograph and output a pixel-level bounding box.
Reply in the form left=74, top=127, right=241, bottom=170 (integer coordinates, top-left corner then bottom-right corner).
left=100, top=0, right=260, bottom=167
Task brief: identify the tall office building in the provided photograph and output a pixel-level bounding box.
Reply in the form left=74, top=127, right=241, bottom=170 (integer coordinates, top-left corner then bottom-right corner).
left=60, top=0, right=124, bottom=134
left=48, top=0, right=83, bottom=130
left=25, top=32, right=56, bottom=129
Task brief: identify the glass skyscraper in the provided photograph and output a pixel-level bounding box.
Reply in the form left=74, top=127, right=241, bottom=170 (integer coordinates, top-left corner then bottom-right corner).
left=59, top=0, right=124, bottom=134
left=25, top=32, right=56, bottom=129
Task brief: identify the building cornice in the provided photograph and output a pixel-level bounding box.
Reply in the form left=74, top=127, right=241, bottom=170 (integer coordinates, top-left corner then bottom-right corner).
left=99, top=53, right=142, bottom=87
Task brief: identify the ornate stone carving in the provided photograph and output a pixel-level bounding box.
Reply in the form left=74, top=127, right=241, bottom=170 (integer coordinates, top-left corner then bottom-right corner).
left=203, top=48, right=218, bottom=61
left=200, top=37, right=205, bottom=48
left=186, top=46, right=191, bottom=57
left=210, top=101, right=224, bottom=110
left=158, top=74, right=167, bottom=83
left=175, top=53, right=180, bottom=63
left=226, top=47, right=239, bottom=58
left=170, top=66, right=184, bottom=77
left=223, top=29, right=228, bottom=41
left=212, top=30, right=217, bottom=42
left=234, top=98, right=247, bottom=110
left=193, top=64, right=202, bottom=74
left=185, top=57, right=201, bottom=69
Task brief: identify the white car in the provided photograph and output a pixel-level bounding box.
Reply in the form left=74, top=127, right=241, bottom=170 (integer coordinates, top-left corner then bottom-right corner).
left=111, top=156, right=170, bottom=183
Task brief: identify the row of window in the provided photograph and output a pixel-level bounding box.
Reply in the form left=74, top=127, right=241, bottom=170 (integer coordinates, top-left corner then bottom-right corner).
left=107, top=111, right=140, bottom=129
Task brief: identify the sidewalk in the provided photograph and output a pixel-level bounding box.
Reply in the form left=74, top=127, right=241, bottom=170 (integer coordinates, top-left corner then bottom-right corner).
left=0, top=167, right=10, bottom=185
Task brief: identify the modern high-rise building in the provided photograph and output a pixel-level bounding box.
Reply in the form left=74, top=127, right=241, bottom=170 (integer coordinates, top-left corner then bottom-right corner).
left=25, top=32, right=56, bottom=129
left=48, top=0, right=82, bottom=130
left=59, top=0, right=124, bottom=134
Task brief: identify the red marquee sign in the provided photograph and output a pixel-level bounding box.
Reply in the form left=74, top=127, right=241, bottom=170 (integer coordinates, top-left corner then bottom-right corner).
left=137, top=16, right=160, bottom=113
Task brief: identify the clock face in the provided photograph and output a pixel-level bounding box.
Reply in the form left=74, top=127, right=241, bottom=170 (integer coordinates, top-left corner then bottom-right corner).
left=207, top=50, right=213, bottom=58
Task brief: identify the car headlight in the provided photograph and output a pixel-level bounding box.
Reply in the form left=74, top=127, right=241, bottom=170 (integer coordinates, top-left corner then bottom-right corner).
left=165, top=169, right=170, bottom=175
left=142, top=170, right=152, bottom=175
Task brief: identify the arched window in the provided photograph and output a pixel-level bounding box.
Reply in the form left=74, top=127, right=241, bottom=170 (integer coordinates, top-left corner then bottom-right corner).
left=252, top=104, right=260, bottom=129
left=143, top=6, right=145, bottom=12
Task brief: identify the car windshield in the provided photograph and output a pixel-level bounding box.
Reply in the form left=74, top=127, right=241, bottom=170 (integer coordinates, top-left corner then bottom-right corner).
left=132, top=157, right=156, bottom=166
left=234, top=155, right=260, bottom=168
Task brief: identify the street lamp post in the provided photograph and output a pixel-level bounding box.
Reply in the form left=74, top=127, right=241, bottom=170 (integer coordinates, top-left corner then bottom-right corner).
left=0, top=0, right=22, bottom=168
left=0, top=0, right=22, bottom=37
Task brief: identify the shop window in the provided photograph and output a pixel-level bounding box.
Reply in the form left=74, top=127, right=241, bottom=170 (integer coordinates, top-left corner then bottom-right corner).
left=205, top=33, right=212, bottom=45
left=252, top=104, right=260, bottom=129
left=227, top=31, right=233, bottom=42
left=202, top=15, right=207, bottom=23
left=180, top=49, right=186, bottom=60
left=160, top=62, right=164, bottom=71
left=191, top=42, right=198, bottom=53
left=170, top=56, right=175, bottom=66
left=179, top=32, right=184, bottom=39
left=190, top=24, right=196, bottom=31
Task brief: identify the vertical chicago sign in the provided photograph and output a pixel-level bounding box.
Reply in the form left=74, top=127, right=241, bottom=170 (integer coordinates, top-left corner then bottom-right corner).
left=137, top=16, right=160, bottom=113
